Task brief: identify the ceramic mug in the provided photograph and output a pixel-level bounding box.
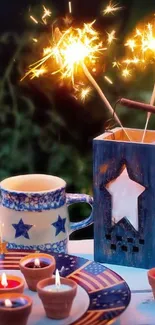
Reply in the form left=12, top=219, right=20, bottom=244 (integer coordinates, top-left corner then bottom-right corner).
left=0, top=174, right=93, bottom=253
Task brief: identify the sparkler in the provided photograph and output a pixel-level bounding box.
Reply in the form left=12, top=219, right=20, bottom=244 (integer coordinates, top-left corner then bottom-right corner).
left=23, top=3, right=131, bottom=139
left=120, top=16, right=155, bottom=141
left=23, top=20, right=130, bottom=139
left=103, top=1, right=122, bottom=15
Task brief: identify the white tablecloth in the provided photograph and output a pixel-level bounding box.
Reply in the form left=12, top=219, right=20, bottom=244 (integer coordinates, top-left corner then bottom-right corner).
left=68, top=239, right=154, bottom=325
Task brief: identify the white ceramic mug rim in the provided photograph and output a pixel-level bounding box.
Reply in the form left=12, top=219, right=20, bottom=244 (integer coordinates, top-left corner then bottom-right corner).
left=0, top=174, right=66, bottom=194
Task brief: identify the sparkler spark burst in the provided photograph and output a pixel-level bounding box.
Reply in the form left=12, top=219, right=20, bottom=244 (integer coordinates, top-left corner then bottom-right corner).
left=30, top=5, right=51, bottom=25
left=118, top=16, right=155, bottom=78
left=79, top=86, right=92, bottom=102
left=23, top=5, right=130, bottom=138
left=103, top=1, right=122, bottom=15
left=104, top=75, right=113, bottom=84
left=23, top=21, right=105, bottom=84
left=107, top=30, right=116, bottom=44
left=42, top=5, right=51, bottom=24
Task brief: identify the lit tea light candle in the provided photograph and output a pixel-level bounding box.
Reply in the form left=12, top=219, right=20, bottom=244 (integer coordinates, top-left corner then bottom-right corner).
left=0, top=273, right=24, bottom=294
left=19, top=253, right=55, bottom=291
left=0, top=298, right=27, bottom=308
left=0, top=293, right=32, bottom=325
left=44, top=269, right=71, bottom=292
left=37, top=269, right=77, bottom=319
left=25, top=256, right=48, bottom=269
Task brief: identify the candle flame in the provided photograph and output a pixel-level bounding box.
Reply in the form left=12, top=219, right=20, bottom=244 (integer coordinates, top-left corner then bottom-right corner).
left=4, top=299, right=12, bottom=308
left=34, top=258, right=40, bottom=267
left=55, top=269, right=60, bottom=287
left=1, top=273, right=8, bottom=288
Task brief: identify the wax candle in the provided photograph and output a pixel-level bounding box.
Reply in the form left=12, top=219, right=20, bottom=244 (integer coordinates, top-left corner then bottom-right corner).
left=43, top=284, right=71, bottom=292
left=37, top=269, right=77, bottom=319
left=0, top=293, right=32, bottom=325
left=19, top=253, right=55, bottom=291
left=0, top=298, right=28, bottom=308
left=25, top=257, right=49, bottom=269
left=0, top=273, right=24, bottom=294
left=43, top=270, right=71, bottom=292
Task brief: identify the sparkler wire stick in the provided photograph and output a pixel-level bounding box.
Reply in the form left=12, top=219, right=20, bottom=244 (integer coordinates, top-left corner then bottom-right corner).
left=141, top=83, right=155, bottom=142
left=82, top=62, right=131, bottom=140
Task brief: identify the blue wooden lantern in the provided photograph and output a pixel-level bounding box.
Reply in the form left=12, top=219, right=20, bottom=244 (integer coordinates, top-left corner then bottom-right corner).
left=93, top=127, right=155, bottom=268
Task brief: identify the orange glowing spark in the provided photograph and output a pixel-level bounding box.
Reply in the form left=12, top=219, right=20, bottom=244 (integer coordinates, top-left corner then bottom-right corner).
left=122, top=68, right=131, bottom=78
left=68, top=1, right=72, bottom=13
left=30, top=67, right=46, bottom=79
left=107, top=30, right=116, bottom=44
left=32, top=38, right=38, bottom=43
left=42, top=5, right=51, bottom=24
left=79, top=87, right=92, bottom=102
left=104, top=75, right=113, bottom=84
left=30, top=15, right=38, bottom=24
left=125, top=39, right=136, bottom=52
left=112, top=60, right=121, bottom=68
left=103, top=1, right=122, bottom=15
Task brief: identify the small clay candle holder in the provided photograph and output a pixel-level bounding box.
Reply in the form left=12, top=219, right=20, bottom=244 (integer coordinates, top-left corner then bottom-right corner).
left=148, top=268, right=155, bottom=298
left=0, top=293, right=32, bottom=325
left=37, top=277, right=77, bottom=319
left=19, top=253, right=55, bottom=291
left=0, top=273, right=24, bottom=294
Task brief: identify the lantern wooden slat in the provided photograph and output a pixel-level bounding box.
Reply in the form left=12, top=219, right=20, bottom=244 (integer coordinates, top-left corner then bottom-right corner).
left=93, top=127, right=155, bottom=268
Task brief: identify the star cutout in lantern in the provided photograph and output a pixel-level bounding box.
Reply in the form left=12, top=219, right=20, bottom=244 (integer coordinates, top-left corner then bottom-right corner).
left=52, top=215, right=66, bottom=236
left=106, top=168, right=145, bottom=231
left=12, top=218, right=33, bottom=239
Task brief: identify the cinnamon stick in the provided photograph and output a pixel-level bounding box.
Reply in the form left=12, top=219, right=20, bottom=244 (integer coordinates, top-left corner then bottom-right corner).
left=120, top=98, right=155, bottom=114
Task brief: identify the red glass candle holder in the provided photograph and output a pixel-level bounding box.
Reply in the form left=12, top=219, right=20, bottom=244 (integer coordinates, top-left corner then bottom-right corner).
left=0, top=274, right=24, bottom=294
left=37, top=277, right=77, bottom=319
left=0, top=293, right=32, bottom=325
left=148, top=268, right=155, bottom=298
left=19, top=253, right=55, bottom=291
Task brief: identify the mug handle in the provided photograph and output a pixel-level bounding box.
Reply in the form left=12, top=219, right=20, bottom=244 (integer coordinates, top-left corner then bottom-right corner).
left=66, top=193, right=93, bottom=234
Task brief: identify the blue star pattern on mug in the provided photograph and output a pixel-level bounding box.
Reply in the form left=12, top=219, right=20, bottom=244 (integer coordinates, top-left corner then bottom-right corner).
left=7, top=238, right=68, bottom=253
left=52, top=215, right=66, bottom=236
left=1, top=187, right=66, bottom=211
left=12, top=218, right=33, bottom=239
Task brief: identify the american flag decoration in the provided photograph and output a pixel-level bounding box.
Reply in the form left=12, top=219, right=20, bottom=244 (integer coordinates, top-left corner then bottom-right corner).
left=68, top=261, right=122, bottom=293
left=0, top=250, right=130, bottom=324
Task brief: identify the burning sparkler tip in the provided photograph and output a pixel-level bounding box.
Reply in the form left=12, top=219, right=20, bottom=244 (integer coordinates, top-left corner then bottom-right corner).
left=103, top=1, right=122, bottom=15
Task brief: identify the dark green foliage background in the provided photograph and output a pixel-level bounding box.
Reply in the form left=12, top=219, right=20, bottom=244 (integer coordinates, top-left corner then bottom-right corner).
left=0, top=0, right=155, bottom=239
